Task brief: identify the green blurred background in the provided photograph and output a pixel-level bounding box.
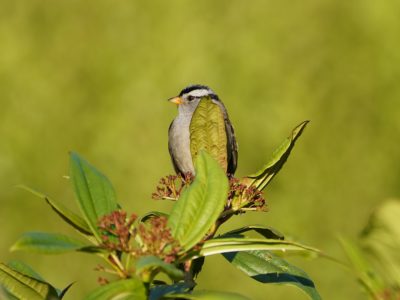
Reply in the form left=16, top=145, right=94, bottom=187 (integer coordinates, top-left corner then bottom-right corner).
left=1, top=0, right=400, bottom=299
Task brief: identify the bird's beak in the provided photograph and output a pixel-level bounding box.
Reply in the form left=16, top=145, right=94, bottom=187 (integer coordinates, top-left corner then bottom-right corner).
left=168, top=96, right=183, bottom=105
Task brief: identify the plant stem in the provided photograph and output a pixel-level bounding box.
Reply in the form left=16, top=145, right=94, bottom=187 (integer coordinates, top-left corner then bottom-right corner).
left=110, top=253, right=126, bottom=274
left=102, top=268, right=120, bottom=275
left=162, top=196, right=178, bottom=201
left=100, top=253, right=126, bottom=278
left=125, top=252, right=132, bottom=271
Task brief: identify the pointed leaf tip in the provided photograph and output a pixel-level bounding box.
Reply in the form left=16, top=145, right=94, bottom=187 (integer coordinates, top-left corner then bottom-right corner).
left=10, top=232, right=90, bottom=254
left=223, top=250, right=321, bottom=300
left=246, top=120, right=309, bottom=190
left=16, top=185, right=92, bottom=236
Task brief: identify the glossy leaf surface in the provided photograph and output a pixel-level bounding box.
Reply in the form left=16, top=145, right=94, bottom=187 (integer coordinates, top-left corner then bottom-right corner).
left=246, top=121, right=309, bottom=190
left=0, top=263, right=59, bottom=300
left=223, top=250, right=321, bottom=300
left=136, top=256, right=184, bottom=281
left=83, top=278, right=146, bottom=300
left=10, top=232, right=90, bottom=254
left=200, top=237, right=320, bottom=257
left=6, top=261, right=44, bottom=282
left=168, top=151, right=229, bottom=250
left=70, top=152, right=118, bottom=239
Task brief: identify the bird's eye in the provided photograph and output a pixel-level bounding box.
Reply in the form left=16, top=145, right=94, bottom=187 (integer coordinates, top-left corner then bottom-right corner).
left=187, top=95, right=195, bottom=101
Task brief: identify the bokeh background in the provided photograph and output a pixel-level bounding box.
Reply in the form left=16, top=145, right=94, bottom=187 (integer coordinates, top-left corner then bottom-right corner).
left=1, top=0, right=400, bottom=299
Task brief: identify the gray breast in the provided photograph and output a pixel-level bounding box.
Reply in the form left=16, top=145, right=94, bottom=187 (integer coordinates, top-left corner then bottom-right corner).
left=168, top=112, right=195, bottom=174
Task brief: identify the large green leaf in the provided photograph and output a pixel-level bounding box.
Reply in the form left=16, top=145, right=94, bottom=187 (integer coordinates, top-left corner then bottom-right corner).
left=17, top=185, right=92, bottom=236
left=0, top=286, right=19, bottom=300
left=10, top=232, right=93, bottom=254
left=246, top=121, right=309, bottom=191
left=0, top=263, right=59, bottom=300
left=168, top=151, right=229, bottom=250
left=136, top=256, right=184, bottom=281
left=223, top=250, right=321, bottom=300
left=190, top=97, right=228, bottom=172
left=70, top=152, right=119, bottom=239
left=164, top=290, right=250, bottom=300
left=83, top=278, right=146, bottom=300
left=5, top=262, right=73, bottom=298
left=199, top=237, right=320, bottom=257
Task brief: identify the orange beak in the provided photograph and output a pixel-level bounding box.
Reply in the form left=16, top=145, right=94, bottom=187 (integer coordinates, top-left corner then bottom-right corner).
left=168, top=96, right=183, bottom=105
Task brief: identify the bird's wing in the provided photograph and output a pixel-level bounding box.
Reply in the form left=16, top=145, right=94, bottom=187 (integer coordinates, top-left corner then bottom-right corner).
left=225, top=117, right=238, bottom=176
left=213, top=100, right=238, bottom=176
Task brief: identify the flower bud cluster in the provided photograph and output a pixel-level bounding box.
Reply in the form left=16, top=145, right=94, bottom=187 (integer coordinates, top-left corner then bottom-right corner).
left=228, top=178, right=267, bottom=212
left=98, top=212, right=181, bottom=263
left=152, top=173, right=194, bottom=200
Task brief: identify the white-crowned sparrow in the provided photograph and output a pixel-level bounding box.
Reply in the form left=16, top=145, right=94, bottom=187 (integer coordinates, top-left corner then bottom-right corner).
left=168, top=84, right=238, bottom=176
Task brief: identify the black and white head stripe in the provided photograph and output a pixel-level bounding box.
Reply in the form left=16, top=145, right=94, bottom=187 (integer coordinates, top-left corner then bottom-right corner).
left=179, top=84, right=219, bottom=100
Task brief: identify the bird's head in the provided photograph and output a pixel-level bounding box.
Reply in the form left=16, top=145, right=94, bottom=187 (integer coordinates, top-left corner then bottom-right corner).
left=169, top=84, right=219, bottom=114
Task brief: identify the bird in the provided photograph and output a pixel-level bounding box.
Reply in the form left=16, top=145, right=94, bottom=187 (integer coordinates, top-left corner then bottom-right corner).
left=168, top=84, right=238, bottom=176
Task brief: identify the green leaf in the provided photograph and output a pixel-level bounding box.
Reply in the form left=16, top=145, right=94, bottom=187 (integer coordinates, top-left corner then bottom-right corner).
left=338, top=237, right=384, bottom=297
left=5, top=262, right=72, bottom=298
left=168, top=151, right=229, bottom=250
left=0, top=263, right=59, bottom=300
left=149, top=282, right=191, bottom=300
left=10, top=232, right=92, bottom=254
left=223, top=250, right=321, bottom=300
left=58, top=282, right=74, bottom=299
left=139, top=211, right=169, bottom=223
left=199, top=237, right=320, bottom=257
left=163, top=290, right=250, bottom=300
left=222, top=225, right=284, bottom=240
left=17, top=185, right=92, bottom=236
left=70, top=152, right=119, bottom=239
left=83, top=278, right=146, bottom=300
left=360, top=199, right=400, bottom=287
left=190, top=97, right=228, bottom=172
left=6, top=261, right=44, bottom=282
left=246, top=121, right=309, bottom=191
left=136, top=256, right=184, bottom=281
left=0, top=286, right=19, bottom=300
